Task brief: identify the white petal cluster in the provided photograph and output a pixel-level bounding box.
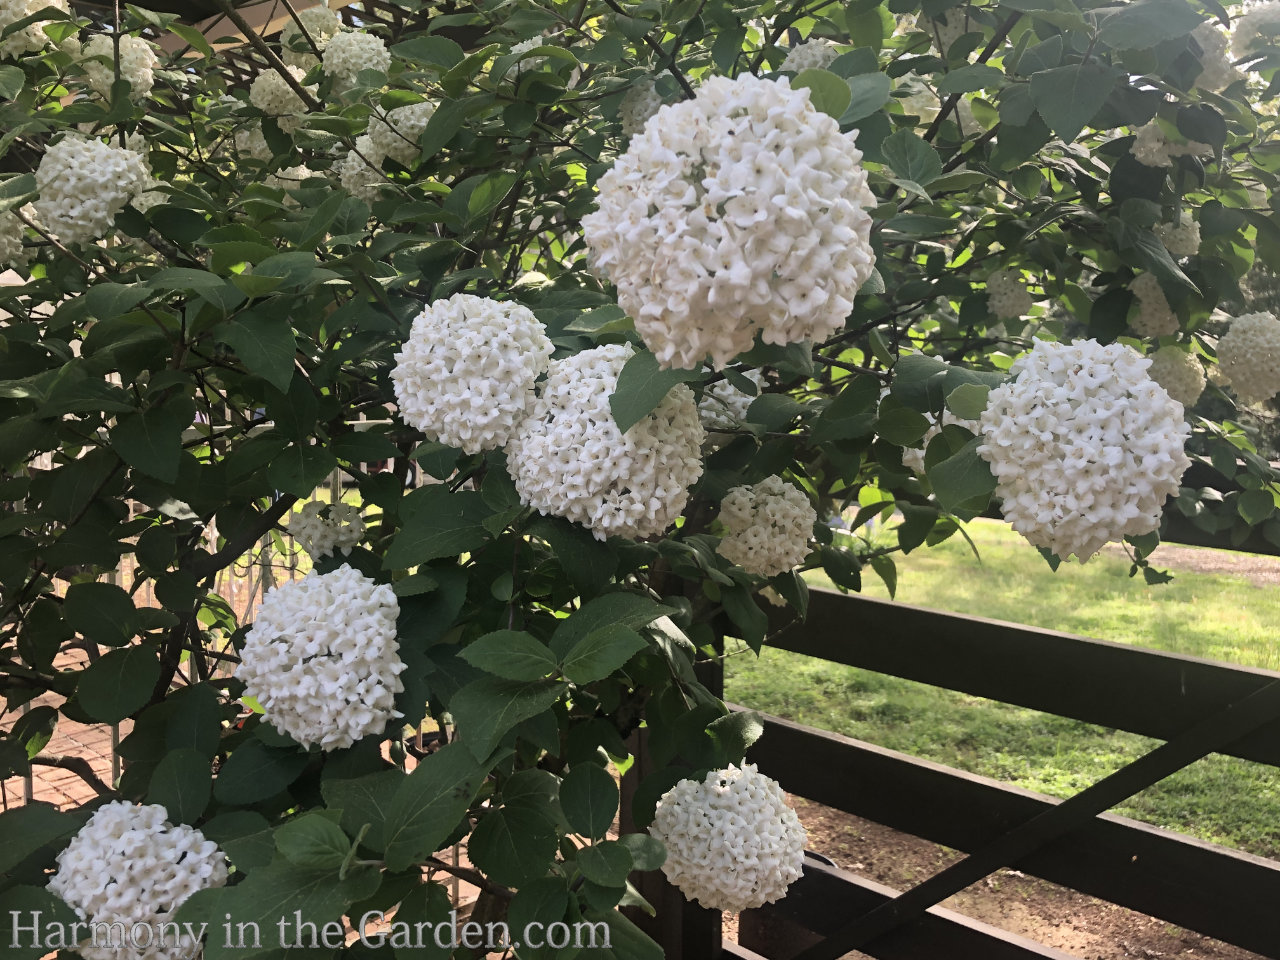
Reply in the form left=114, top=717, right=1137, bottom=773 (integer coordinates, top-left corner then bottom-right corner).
left=987, top=269, right=1033, bottom=319
left=781, top=38, right=840, bottom=72
left=1129, top=272, right=1178, bottom=338
left=322, top=30, right=390, bottom=87
left=699, top=369, right=765, bottom=432
left=1217, top=311, right=1280, bottom=405
left=235, top=122, right=273, bottom=161
left=281, top=4, right=343, bottom=69
left=583, top=74, right=876, bottom=370
left=506, top=343, right=705, bottom=540
left=391, top=293, right=553, bottom=454
left=1232, top=1, right=1280, bottom=60
left=263, top=163, right=317, bottom=195
left=977, top=339, right=1191, bottom=561
left=929, top=13, right=968, bottom=55
left=238, top=564, right=406, bottom=750
left=1130, top=121, right=1210, bottom=168
left=1155, top=212, right=1201, bottom=258
left=48, top=801, right=228, bottom=960
left=901, top=408, right=978, bottom=474
left=0, top=0, right=68, bottom=58
left=249, top=65, right=315, bottom=134
left=649, top=764, right=806, bottom=913
left=717, top=475, right=817, bottom=577
left=335, top=134, right=386, bottom=203
left=0, top=204, right=32, bottom=267
left=620, top=79, right=664, bottom=137
left=1192, top=23, right=1243, bottom=91
left=34, top=136, right=150, bottom=246
left=368, top=100, right=436, bottom=165
left=131, top=189, right=167, bottom=214
left=287, top=501, right=365, bottom=557
left=81, top=33, right=158, bottom=101
left=1147, top=346, right=1206, bottom=409
left=895, top=72, right=939, bottom=124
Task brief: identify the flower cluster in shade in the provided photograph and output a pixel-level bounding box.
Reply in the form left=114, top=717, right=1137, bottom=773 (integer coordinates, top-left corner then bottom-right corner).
left=717, top=475, right=817, bottom=577
left=1129, top=273, right=1178, bottom=338
left=649, top=764, right=807, bottom=913
left=699, top=369, right=766, bottom=432
left=0, top=203, right=33, bottom=268
left=620, top=78, right=664, bottom=137
left=237, top=564, right=406, bottom=750
left=583, top=74, right=876, bottom=370
left=1147, top=346, right=1206, bottom=409
left=287, top=501, right=365, bottom=558
left=1231, top=1, right=1280, bottom=60
left=248, top=66, right=315, bottom=134
left=66, top=34, right=159, bottom=102
left=48, top=802, right=228, bottom=960
left=1155, top=212, right=1200, bottom=258
left=335, top=135, right=386, bottom=203
left=1130, top=121, right=1210, bottom=168
left=0, top=0, right=68, bottom=58
left=1192, top=23, right=1243, bottom=91
left=986, top=269, right=1034, bottom=320
left=368, top=100, right=436, bottom=165
left=34, top=136, right=150, bottom=246
left=392, top=294, right=554, bottom=454
left=1217, top=311, right=1280, bottom=405
left=506, top=343, right=705, bottom=541
left=977, top=339, right=1191, bottom=561
left=281, top=4, right=343, bottom=69
left=780, top=37, right=841, bottom=72
left=323, top=30, right=391, bottom=87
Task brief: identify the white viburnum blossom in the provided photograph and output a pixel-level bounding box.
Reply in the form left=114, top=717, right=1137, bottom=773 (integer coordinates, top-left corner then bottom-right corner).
left=1232, top=1, right=1280, bottom=60
left=391, top=293, right=554, bottom=454
left=287, top=501, right=365, bottom=557
left=368, top=100, right=436, bottom=165
left=901, top=408, right=979, bottom=474
left=0, top=0, right=69, bottom=58
left=1129, top=272, right=1179, bottom=338
left=248, top=65, right=315, bottom=134
left=506, top=343, right=705, bottom=541
left=235, top=122, right=273, bottom=161
left=1147, top=346, right=1206, bottom=409
left=48, top=802, right=228, bottom=960
left=1217, top=311, right=1280, bottom=405
left=1130, top=121, right=1211, bottom=168
left=620, top=78, right=664, bottom=137
left=1192, top=23, right=1243, bottom=91
left=80, top=33, right=158, bottom=101
left=34, top=136, right=150, bottom=246
left=504, top=37, right=547, bottom=79
left=583, top=74, right=876, bottom=371
left=323, top=30, right=391, bottom=87
left=238, top=564, right=406, bottom=750
left=0, top=204, right=33, bottom=267
left=335, top=135, right=387, bottom=203
left=977, top=339, right=1192, bottom=561
left=986, top=269, right=1034, bottom=319
left=781, top=37, right=841, bottom=72
left=1155, top=212, right=1201, bottom=258
left=263, top=163, right=317, bottom=194
left=649, top=764, right=807, bottom=913
left=895, top=72, right=938, bottom=124
left=699, top=369, right=766, bottom=432
left=717, top=475, right=817, bottom=577
left=280, top=4, right=343, bottom=69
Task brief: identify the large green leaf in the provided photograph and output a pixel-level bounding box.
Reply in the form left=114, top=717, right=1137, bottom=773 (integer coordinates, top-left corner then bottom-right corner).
left=1029, top=63, right=1117, bottom=143
left=320, top=769, right=403, bottom=853
left=560, top=624, right=648, bottom=685
left=0, top=887, right=77, bottom=960
left=63, top=581, right=137, bottom=647
left=448, top=676, right=567, bottom=761
left=609, top=350, right=703, bottom=433
left=274, top=814, right=351, bottom=870
left=147, top=748, right=212, bottom=824
left=385, top=485, right=491, bottom=569
left=77, top=645, right=160, bottom=723
left=467, top=803, right=559, bottom=887
left=560, top=762, right=618, bottom=841
left=0, top=804, right=78, bottom=875
left=925, top=436, right=998, bottom=514
left=842, top=72, right=892, bottom=123
left=112, top=401, right=190, bottom=483
left=459, top=630, right=558, bottom=681
left=880, top=129, right=943, bottom=185
left=1098, top=0, right=1203, bottom=50
left=382, top=741, right=490, bottom=871
left=793, top=68, right=851, bottom=118
left=213, top=740, right=309, bottom=805
left=549, top=593, right=672, bottom=661
left=215, top=315, right=297, bottom=393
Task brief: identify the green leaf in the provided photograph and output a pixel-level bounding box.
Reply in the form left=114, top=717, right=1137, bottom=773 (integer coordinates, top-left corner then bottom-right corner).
left=112, top=401, right=189, bottom=483
left=419, top=97, right=469, bottom=161
left=577, top=840, right=633, bottom=887
left=880, top=129, right=943, bottom=185
left=467, top=804, right=559, bottom=887
left=935, top=64, right=1004, bottom=96
left=1177, top=103, right=1226, bottom=150
left=925, top=436, right=997, bottom=514
left=549, top=593, right=672, bottom=661
left=610, top=349, right=703, bottom=433
left=877, top=397, right=931, bottom=445
left=385, top=485, right=491, bottom=569
left=793, top=68, right=851, bottom=118
left=0, top=886, right=78, bottom=960
left=1098, top=0, right=1204, bottom=51
left=561, top=762, right=619, bottom=841
left=1238, top=489, right=1275, bottom=525
left=77, top=646, right=160, bottom=723
left=320, top=769, right=403, bottom=853
left=383, top=741, right=490, bottom=871
left=213, top=740, right=309, bottom=805
left=63, top=581, right=137, bottom=646
left=617, top=833, right=666, bottom=872
left=0, top=65, right=23, bottom=100
left=215, top=315, right=297, bottom=393
left=459, top=630, right=558, bottom=681
left=147, top=748, right=212, bottom=823
left=1029, top=63, right=1117, bottom=143
left=560, top=624, right=648, bottom=685
left=84, top=282, right=151, bottom=318
left=945, top=382, right=991, bottom=419
left=275, top=814, right=351, bottom=870
left=842, top=72, right=892, bottom=123
left=168, top=22, right=214, bottom=58
left=0, top=804, right=78, bottom=874
left=265, top=442, right=337, bottom=498
left=448, top=676, right=567, bottom=761
left=708, top=710, right=764, bottom=763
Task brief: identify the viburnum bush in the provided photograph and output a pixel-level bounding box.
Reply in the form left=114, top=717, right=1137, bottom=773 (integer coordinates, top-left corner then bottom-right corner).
left=0, top=0, right=1277, bottom=957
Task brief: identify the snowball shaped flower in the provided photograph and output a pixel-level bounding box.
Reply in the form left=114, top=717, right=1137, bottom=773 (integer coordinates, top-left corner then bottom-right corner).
left=48, top=801, right=228, bottom=960
left=34, top=136, right=150, bottom=246
left=649, top=764, right=806, bottom=913
left=81, top=33, right=158, bottom=101
left=263, top=163, right=317, bottom=195
left=1232, top=1, right=1280, bottom=60
left=0, top=204, right=32, bottom=267
left=238, top=564, right=406, bottom=750
left=506, top=343, right=705, bottom=540
left=781, top=37, right=840, bottom=72
left=977, top=339, right=1191, bottom=561
left=0, top=0, right=69, bottom=58
left=987, top=269, right=1034, bottom=319
left=1192, top=23, right=1243, bottom=91
left=1155, top=212, right=1201, bottom=258
left=583, top=74, right=876, bottom=371
left=281, top=4, right=343, bottom=69
left=1130, top=121, right=1210, bottom=168
left=620, top=78, right=664, bottom=137
left=1129, top=272, right=1179, bottom=338
left=235, top=122, right=273, bottom=161
left=699, top=369, right=765, bottom=432
left=249, top=65, right=315, bottom=134
left=1217, top=312, right=1280, bottom=405
left=1147, top=346, right=1206, bottom=409
left=717, top=476, right=817, bottom=577
left=323, top=30, right=390, bottom=87
left=288, top=500, right=365, bottom=557
left=392, top=293, right=553, bottom=454
left=368, top=100, right=436, bottom=165
left=335, top=135, right=387, bottom=202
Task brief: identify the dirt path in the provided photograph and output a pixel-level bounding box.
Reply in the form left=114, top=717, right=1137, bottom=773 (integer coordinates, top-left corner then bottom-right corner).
left=1100, top=540, right=1280, bottom=586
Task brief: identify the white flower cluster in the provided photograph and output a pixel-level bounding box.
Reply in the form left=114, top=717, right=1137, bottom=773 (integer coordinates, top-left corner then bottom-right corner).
left=238, top=564, right=406, bottom=750
left=248, top=65, right=315, bottom=134
left=335, top=134, right=386, bottom=202
left=583, top=74, right=876, bottom=370
left=1217, top=311, right=1280, bottom=405
left=505, top=37, right=547, bottom=79
left=780, top=37, right=841, bottom=72
left=1232, top=1, right=1280, bottom=60
left=1129, top=272, right=1178, bottom=338
left=392, top=293, right=553, bottom=454
left=895, top=72, right=938, bottom=123
left=80, top=33, right=158, bottom=101
left=1192, top=23, right=1243, bottom=91
left=0, top=0, right=68, bottom=58
left=977, top=339, right=1191, bottom=561
left=699, top=369, right=765, bottom=432
left=368, top=100, right=436, bottom=165
left=929, top=12, right=968, bottom=55
left=263, top=163, right=317, bottom=196
left=987, top=269, right=1033, bottom=319
left=506, top=343, right=704, bottom=540
left=717, top=475, right=817, bottom=577
left=620, top=79, right=663, bottom=137
left=281, top=4, right=343, bottom=69
left=49, top=802, right=227, bottom=960
left=235, top=122, right=272, bottom=161
left=1130, top=121, right=1211, bottom=168
left=0, top=204, right=31, bottom=268
left=287, top=501, right=365, bottom=557
left=1155, top=212, right=1201, bottom=258
left=35, top=136, right=149, bottom=246
left=649, top=764, right=807, bottom=913
left=1147, top=346, right=1206, bottom=409
left=901, top=408, right=978, bottom=474
left=323, top=30, right=390, bottom=87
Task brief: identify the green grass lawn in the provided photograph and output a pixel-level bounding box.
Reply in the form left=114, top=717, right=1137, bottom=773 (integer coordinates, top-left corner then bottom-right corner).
left=724, top=520, right=1280, bottom=858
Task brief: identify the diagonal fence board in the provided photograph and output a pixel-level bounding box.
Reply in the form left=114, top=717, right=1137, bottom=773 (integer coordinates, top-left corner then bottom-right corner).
left=747, top=711, right=1280, bottom=957
left=765, top=587, right=1280, bottom=768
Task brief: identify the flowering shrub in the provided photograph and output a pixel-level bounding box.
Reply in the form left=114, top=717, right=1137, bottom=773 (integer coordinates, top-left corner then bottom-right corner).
left=1218, top=312, right=1280, bottom=406
left=717, top=476, right=818, bottom=577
